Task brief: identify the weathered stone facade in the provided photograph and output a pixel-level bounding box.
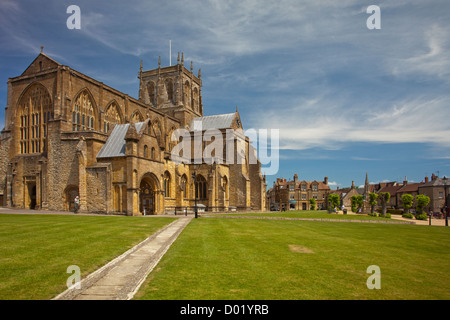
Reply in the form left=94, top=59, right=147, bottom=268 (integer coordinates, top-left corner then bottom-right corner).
left=267, top=174, right=330, bottom=211
left=0, top=52, right=266, bottom=215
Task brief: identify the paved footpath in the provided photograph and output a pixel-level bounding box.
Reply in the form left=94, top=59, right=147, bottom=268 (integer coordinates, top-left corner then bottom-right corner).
left=53, top=216, right=192, bottom=300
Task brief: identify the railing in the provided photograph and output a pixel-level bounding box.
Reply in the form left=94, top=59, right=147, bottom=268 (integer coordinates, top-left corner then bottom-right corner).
left=164, top=206, right=256, bottom=215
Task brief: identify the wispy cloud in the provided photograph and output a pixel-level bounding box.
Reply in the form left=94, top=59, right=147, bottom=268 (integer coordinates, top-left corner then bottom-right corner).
left=255, top=95, right=450, bottom=150
left=391, top=24, right=450, bottom=81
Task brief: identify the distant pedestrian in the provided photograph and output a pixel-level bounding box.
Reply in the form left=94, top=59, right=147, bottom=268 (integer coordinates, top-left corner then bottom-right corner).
left=74, top=196, right=80, bottom=213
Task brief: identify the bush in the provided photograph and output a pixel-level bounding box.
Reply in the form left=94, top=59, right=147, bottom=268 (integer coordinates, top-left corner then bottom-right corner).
left=402, top=213, right=414, bottom=219
left=368, top=211, right=377, bottom=217
left=416, top=214, right=428, bottom=220
left=387, top=209, right=403, bottom=215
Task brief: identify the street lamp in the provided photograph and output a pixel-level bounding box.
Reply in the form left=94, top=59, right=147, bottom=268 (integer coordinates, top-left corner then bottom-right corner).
left=443, top=176, right=448, bottom=226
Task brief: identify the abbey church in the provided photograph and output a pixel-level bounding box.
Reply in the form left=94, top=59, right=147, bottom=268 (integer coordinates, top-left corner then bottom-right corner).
left=0, top=51, right=266, bottom=215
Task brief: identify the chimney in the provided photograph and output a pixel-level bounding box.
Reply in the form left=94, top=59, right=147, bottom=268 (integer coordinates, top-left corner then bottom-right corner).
left=294, top=174, right=298, bottom=183
left=351, top=181, right=355, bottom=189
left=425, top=176, right=429, bottom=183
left=324, top=177, right=329, bottom=185
left=432, top=173, right=437, bottom=181
left=403, top=176, right=407, bottom=186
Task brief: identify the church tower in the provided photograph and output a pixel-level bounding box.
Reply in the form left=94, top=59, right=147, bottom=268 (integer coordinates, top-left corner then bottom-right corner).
left=138, top=53, right=203, bottom=128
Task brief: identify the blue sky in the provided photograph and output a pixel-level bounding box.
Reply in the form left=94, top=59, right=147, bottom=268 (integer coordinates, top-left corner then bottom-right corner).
left=1, top=0, right=450, bottom=189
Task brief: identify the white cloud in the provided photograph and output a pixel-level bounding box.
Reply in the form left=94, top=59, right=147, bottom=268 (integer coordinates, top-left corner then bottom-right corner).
left=391, top=24, right=450, bottom=81
left=255, top=95, right=450, bottom=151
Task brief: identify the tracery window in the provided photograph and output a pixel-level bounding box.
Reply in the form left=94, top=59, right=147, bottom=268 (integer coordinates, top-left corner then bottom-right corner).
left=195, top=174, right=207, bottom=200
left=18, top=84, right=53, bottom=154
left=72, top=90, right=96, bottom=131
left=147, top=82, right=156, bottom=106
left=181, top=174, right=187, bottom=199
left=164, top=171, right=171, bottom=197
left=104, top=102, right=122, bottom=132
left=131, top=110, right=144, bottom=123
left=165, top=79, right=173, bottom=102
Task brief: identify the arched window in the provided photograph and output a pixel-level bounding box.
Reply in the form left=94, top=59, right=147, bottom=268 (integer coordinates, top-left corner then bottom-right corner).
left=18, top=84, right=53, bottom=154
left=195, top=174, right=207, bottom=200
left=131, top=110, right=144, bottom=123
left=143, top=145, right=148, bottom=158
left=192, top=87, right=199, bottom=113
left=165, top=79, right=173, bottom=102
left=147, top=82, right=156, bottom=106
left=151, top=147, right=155, bottom=160
left=147, top=120, right=152, bottom=135
left=167, top=127, right=176, bottom=152
left=223, top=176, right=229, bottom=199
left=181, top=174, right=187, bottom=199
left=164, top=171, right=171, bottom=197
left=73, top=90, right=96, bottom=131
left=184, top=81, right=191, bottom=108
left=104, top=102, right=122, bottom=132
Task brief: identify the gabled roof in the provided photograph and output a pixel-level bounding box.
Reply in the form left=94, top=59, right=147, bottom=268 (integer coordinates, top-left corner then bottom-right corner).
left=378, top=184, right=402, bottom=196
left=97, top=122, right=145, bottom=158
left=397, top=182, right=423, bottom=193
left=419, top=178, right=449, bottom=188
left=190, top=112, right=237, bottom=131
left=20, top=53, right=61, bottom=77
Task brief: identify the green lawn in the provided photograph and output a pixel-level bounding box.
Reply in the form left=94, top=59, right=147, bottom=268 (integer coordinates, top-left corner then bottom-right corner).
left=0, top=214, right=175, bottom=300
left=135, top=217, right=450, bottom=300
left=212, top=210, right=397, bottom=221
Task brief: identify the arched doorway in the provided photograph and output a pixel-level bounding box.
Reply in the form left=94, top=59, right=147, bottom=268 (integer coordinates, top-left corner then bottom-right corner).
left=65, top=186, right=79, bottom=212
left=140, top=179, right=155, bottom=215
left=27, top=183, right=37, bottom=209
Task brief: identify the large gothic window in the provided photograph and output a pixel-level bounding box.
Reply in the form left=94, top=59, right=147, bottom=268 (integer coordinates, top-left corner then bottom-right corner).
left=18, top=84, right=53, bottom=154
left=195, top=174, right=207, bottom=200
left=72, top=90, right=96, bottom=131
left=104, top=102, right=122, bottom=132
left=131, top=110, right=144, bottom=123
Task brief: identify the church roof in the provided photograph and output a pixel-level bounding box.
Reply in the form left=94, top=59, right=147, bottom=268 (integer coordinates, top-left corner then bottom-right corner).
left=190, top=112, right=236, bottom=131
left=97, top=122, right=145, bottom=158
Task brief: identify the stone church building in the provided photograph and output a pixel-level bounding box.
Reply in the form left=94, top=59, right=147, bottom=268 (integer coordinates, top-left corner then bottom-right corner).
left=0, top=51, right=266, bottom=215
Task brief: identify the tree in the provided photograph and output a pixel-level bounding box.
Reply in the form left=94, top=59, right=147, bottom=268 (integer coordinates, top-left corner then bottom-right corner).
left=368, top=193, right=378, bottom=214
left=350, top=195, right=364, bottom=213
left=401, top=194, right=414, bottom=215
left=309, top=198, right=316, bottom=211
left=378, top=192, right=390, bottom=217
left=327, top=194, right=340, bottom=213
left=415, top=194, right=430, bottom=220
